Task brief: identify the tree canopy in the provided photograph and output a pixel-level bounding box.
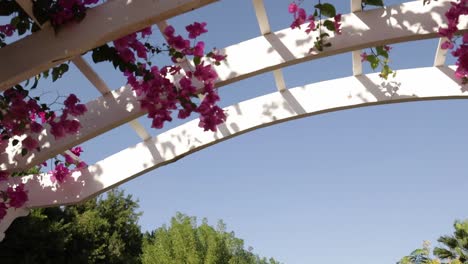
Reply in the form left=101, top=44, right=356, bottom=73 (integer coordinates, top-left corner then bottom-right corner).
left=398, top=220, right=468, bottom=264
left=0, top=189, right=143, bottom=264
left=142, top=212, right=281, bottom=264
left=0, top=190, right=280, bottom=264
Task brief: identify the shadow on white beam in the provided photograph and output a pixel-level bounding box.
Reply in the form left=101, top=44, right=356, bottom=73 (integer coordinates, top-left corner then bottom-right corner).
left=9, top=66, right=467, bottom=209
left=0, top=0, right=218, bottom=91
left=205, top=0, right=468, bottom=86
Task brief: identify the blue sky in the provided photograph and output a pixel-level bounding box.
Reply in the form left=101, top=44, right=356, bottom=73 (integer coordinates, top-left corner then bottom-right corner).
left=4, top=0, right=468, bottom=263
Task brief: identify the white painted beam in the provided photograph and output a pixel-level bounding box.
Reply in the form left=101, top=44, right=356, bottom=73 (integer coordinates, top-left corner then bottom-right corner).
left=213, top=0, right=466, bottom=85
left=9, top=65, right=468, bottom=209
left=1, top=65, right=466, bottom=240
left=351, top=0, right=363, bottom=76
left=0, top=0, right=219, bottom=91
left=252, top=0, right=271, bottom=35
left=273, top=70, right=287, bottom=92
left=351, top=0, right=362, bottom=12
left=252, top=0, right=286, bottom=91
left=434, top=37, right=449, bottom=66
left=2, top=0, right=467, bottom=172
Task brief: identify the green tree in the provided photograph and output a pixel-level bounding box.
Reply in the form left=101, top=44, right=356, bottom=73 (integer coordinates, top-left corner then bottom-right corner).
left=397, top=241, right=439, bottom=264
left=433, top=220, right=468, bottom=264
left=0, top=188, right=143, bottom=264
left=142, top=212, right=281, bottom=264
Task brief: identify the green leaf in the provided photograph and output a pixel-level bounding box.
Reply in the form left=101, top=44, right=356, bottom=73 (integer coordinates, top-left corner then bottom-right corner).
left=51, top=63, right=69, bottom=82
left=30, top=75, right=40, bottom=90
left=380, top=65, right=393, bottom=79
left=42, top=70, right=49, bottom=79
left=12, top=139, right=19, bottom=146
left=10, top=16, right=20, bottom=27
left=315, top=3, right=336, bottom=17
left=376, top=46, right=389, bottom=59
left=32, top=0, right=53, bottom=25
left=323, top=20, right=335, bottom=32
left=366, top=55, right=379, bottom=70
left=193, top=56, right=201, bottom=66
left=320, top=32, right=330, bottom=38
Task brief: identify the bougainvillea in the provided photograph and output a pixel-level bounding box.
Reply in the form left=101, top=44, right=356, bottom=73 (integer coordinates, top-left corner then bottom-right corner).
left=288, top=0, right=342, bottom=51
left=0, top=0, right=227, bottom=222
left=92, top=23, right=227, bottom=131
left=435, top=0, right=468, bottom=83
left=0, top=0, right=467, bottom=225
left=289, top=0, right=395, bottom=79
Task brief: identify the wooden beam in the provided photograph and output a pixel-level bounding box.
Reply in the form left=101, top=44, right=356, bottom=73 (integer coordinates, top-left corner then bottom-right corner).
left=0, top=0, right=219, bottom=91
left=351, top=0, right=363, bottom=76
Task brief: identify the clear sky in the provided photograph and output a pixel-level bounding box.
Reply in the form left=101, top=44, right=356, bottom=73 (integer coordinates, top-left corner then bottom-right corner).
left=5, top=0, right=468, bottom=263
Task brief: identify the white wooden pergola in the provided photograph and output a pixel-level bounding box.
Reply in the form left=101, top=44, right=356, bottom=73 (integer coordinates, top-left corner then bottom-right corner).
left=0, top=0, right=467, bottom=241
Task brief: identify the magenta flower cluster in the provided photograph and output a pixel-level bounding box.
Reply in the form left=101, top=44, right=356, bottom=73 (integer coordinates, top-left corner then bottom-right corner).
left=0, top=1, right=228, bottom=224
left=288, top=2, right=342, bottom=35
left=51, top=146, right=87, bottom=184
left=0, top=184, right=28, bottom=220
left=115, top=22, right=227, bottom=132
left=438, top=0, right=468, bottom=82
left=0, top=87, right=87, bottom=220
left=0, top=24, right=15, bottom=37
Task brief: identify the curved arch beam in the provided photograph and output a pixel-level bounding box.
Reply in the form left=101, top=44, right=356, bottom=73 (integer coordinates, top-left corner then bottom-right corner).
left=6, top=65, right=466, bottom=209
left=1, top=65, right=465, bottom=240
left=3, top=0, right=468, bottom=172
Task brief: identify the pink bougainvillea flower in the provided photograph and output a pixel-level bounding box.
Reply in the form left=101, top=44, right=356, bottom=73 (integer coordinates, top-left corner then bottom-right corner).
left=163, top=25, right=175, bottom=38
left=119, top=48, right=136, bottom=63
left=30, top=122, right=43, bottom=133
left=64, top=154, right=75, bottom=164
left=22, top=136, right=38, bottom=151
left=7, top=184, right=28, bottom=208
left=63, top=120, right=81, bottom=134
left=71, top=146, right=83, bottom=156
left=168, top=35, right=190, bottom=51
left=305, top=16, right=316, bottom=34
left=50, top=163, right=71, bottom=184
left=334, top=14, right=342, bottom=34
left=360, top=52, right=368, bottom=62
left=441, top=40, right=454, bottom=50
left=131, top=41, right=148, bottom=60
left=193, top=41, right=205, bottom=57
left=64, top=94, right=87, bottom=116
left=288, top=2, right=298, bottom=13
left=139, top=26, right=152, bottom=38
left=0, top=24, right=15, bottom=37
left=76, top=161, right=88, bottom=169
left=50, top=122, right=66, bottom=139
left=290, top=8, right=307, bottom=29
left=186, top=22, right=208, bottom=39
